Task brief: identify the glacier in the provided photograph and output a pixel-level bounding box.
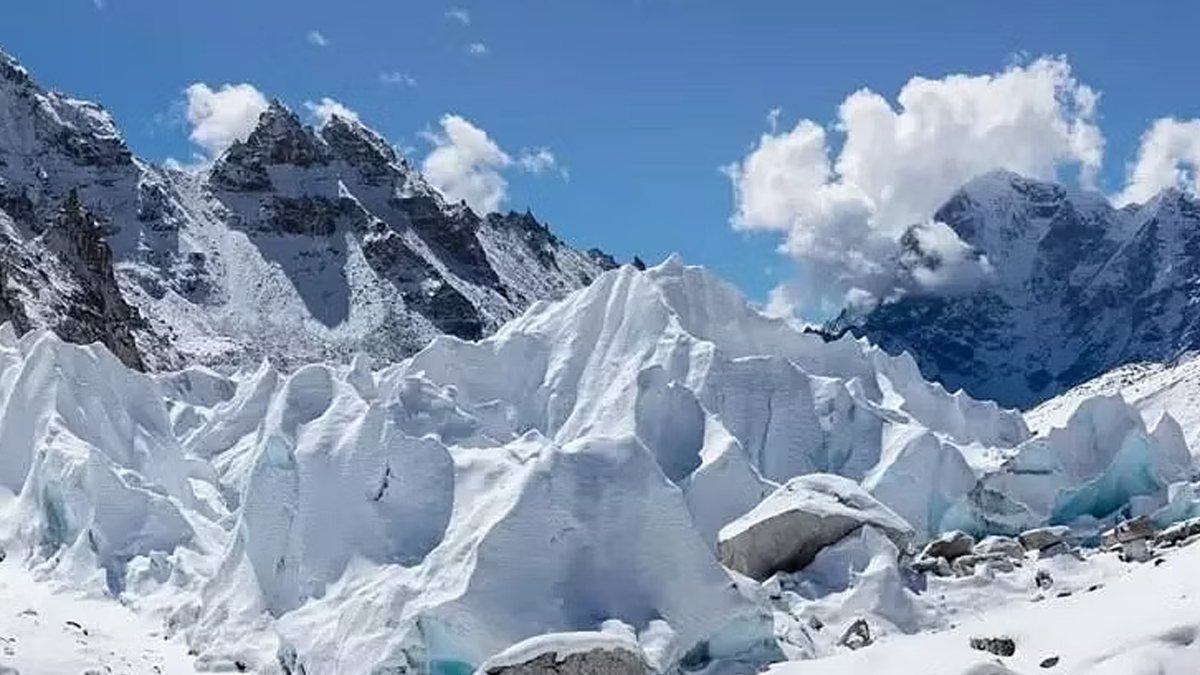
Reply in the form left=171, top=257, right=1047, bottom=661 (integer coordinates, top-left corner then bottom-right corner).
left=0, top=257, right=1196, bottom=675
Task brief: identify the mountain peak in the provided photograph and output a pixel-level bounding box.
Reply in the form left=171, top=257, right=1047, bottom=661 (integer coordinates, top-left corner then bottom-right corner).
left=241, top=101, right=328, bottom=167
left=209, top=101, right=329, bottom=191
left=320, top=114, right=403, bottom=182
left=844, top=171, right=1200, bottom=408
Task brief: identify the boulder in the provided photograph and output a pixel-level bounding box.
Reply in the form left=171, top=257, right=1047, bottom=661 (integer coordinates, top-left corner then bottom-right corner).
left=922, top=530, right=975, bottom=561
left=1103, top=516, right=1157, bottom=562
left=951, top=555, right=977, bottom=577
left=475, top=632, right=647, bottom=675
left=1035, top=541, right=1078, bottom=560
left=1018, top=526, right=1071, bottom=552
left=1156, top=517, right=1200, bottom=547
left=969, top=636, right=1016, bottom=657
left=911, top=556, right=953, bottom=577
left=718, top=474, right=915, bottom=581
left=838, top=618, right=872, bottom=650
left=1101, top=516, right=1155, bottom=547
left=973, top=535, right=1025, bottom=560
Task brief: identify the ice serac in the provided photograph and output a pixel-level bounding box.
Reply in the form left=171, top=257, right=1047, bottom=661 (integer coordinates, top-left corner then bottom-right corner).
left=200, top=364, right=455, bottom=620
left=947, top=395, right=1193, bottom=535
left=864, top=428, right=977, bottom=537
left=0, top=331, right=207, bottom=591
left=717, top=474, right=915, bottom=581
left=838, top=170, right=1200, bottom=409
left=0, top=47, right=616, bottom=371
left=403, top=258, right=1027, bottom=505
left=272, top=435, right=778, bottom=675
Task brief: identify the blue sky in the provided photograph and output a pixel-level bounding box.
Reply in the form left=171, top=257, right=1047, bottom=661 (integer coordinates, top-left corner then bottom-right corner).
left=4, top=1, right=1200, bottom=311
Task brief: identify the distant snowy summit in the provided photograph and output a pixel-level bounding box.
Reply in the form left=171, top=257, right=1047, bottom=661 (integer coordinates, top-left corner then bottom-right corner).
left=833, top=170, right=1200, bottom=409
left=0, top=47, right=617, bottom=371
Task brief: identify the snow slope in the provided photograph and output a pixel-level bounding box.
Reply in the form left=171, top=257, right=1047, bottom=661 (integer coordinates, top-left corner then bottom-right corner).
left=770, top=534, right=1200, bottom=675
left=0, top=556, right=201, bottom=675
left=0, top=257, right=1196, bottom=675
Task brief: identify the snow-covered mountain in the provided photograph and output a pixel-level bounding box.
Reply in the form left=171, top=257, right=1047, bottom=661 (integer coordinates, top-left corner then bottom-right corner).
left=0, top=48, right=616, bottom=371
left=1, top=255, right=1196, bottom=675
left=834, top=170, right=1200, bottom=409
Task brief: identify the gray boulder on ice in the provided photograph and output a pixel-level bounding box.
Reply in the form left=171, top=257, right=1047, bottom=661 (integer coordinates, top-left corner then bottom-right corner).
left=921, top=531, right=975, bottom=561
left=473, top=631, right=648, bottom=675
left=717, top=474, right=915, bottom=581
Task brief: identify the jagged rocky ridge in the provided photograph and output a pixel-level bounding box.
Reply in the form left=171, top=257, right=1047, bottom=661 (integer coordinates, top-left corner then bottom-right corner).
left=833, top=171, right=1200, bottom=410
left=0, top=48, right=616, bottom=371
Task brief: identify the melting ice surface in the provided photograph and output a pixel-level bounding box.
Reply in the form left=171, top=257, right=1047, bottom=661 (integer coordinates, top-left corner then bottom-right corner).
left=0, top=259, right=1194, bottom=675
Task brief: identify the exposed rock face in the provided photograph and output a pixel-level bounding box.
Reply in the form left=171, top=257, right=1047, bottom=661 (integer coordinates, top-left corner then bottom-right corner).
left=0, top=190, right=151, bottom=369
left=35, top=190, right=148, bottom=369
left=0, top=48, right=618, bottom=370
left=717, top=474, right=914, bottom=581
left=834, top=171, right=1200, bottom=409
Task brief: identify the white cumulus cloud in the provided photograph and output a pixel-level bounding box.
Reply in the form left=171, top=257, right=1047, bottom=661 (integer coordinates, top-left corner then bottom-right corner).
left=307, top=30, right=329, bottom=47
left=421, top=117, right=564, bottom=214
left=303, top=98, right=360, bottom=126
left=724, top=56, right=1104, bottom=317
left=467, top=42, right=489, bottom=57
left=422, top=115, right=514, bottom=214
left=1116, top=118, right=1200, bottom=206
left=184, top=83, right=270, bottom=158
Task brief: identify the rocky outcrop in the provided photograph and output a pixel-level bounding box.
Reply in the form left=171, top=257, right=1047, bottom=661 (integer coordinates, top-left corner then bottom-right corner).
left=0, top=190, right=154, bottom=369
left=34, top=190, right=149, bottom=369
left=717, top=474, right=914, bottom=581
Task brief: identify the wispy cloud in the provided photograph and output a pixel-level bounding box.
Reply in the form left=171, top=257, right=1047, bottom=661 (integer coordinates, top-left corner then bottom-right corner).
left=766, top=107, right=782, bottom=133
left=92, top=0, right=105, bottom=9
left=380, top=71, right=418, bottom=88
left=307, top=30, right=330, bottom=47
left=445, top=7, right=471, bottom=24
left=467, top=42, right=489, bottom=57
left=517, top=148, right=569, bottom=181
